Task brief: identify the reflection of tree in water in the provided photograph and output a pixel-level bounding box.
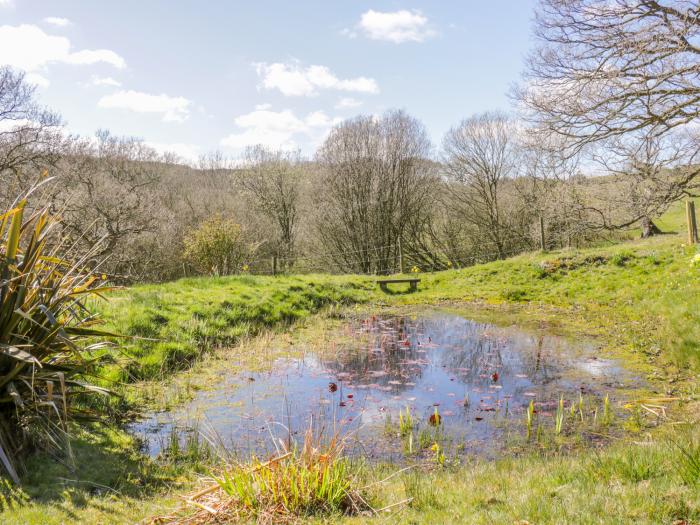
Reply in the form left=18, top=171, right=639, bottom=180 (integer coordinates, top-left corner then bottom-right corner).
left=323, top=314, right=568, bottom=399
left=322, top=316, right=427, bottom=391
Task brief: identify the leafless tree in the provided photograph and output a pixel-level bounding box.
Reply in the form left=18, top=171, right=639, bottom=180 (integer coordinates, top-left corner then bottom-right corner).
left=589, top=129, right=700, bottom=236
left=442, top=112, right=525, bottom=259
left=517, top=0, right=700, bottom=150
left=316, top=110, right=436, bottom=274
left=239, top=146, right=303, bottom=266
left=55, top=131, right=164, bottom=278
left=0, top=67, right=62, bottom=206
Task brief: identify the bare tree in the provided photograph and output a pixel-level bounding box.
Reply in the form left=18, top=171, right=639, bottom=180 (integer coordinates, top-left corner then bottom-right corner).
left=517, top=0, right=700, bottom=149
left=317, top=110, right=436, bottom=274
left=442, top=112, right=523, bottom=259
left=239, top=146, right=303, bottom=266
left=589, top=129, right=700, bottom=236
left=0, top=67, right=62, bottom=206
left=56, top=131, right=164, bottom=279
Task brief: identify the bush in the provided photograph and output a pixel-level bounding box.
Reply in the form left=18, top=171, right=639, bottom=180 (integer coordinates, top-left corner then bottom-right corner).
left=0, top=195, right=112, bottom=482
left=183, top=216, right=257, bottom=276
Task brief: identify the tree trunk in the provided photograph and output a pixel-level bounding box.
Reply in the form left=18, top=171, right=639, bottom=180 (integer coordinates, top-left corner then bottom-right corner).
left=640, top=216, right=662, bottom=238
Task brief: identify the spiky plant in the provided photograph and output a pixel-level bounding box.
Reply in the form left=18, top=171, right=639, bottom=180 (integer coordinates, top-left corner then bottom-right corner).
left=0, top=192, right=113, bottom=483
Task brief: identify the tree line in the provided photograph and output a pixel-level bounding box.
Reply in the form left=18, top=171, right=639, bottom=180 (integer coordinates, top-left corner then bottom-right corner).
left=2, top=1, right=700, bottom=281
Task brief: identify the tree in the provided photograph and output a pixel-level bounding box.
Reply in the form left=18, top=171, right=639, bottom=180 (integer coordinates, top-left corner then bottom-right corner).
left=590, top=129, right=700, bottom=236
left=183, top=216, right=257, bottom=276
left=239, top=146, right=303, bottom=266
left=442, top=112, right=523, bottom=259
left=316, top=110, right=436, bottom=274
left=0, top=67, right=62, bottom=207
left=56, top=131, right=164, bottom=278
left=517, top=0, right=700, bottom=149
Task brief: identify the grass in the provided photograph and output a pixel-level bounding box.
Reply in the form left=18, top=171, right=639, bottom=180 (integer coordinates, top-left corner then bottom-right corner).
left=95, top=274, right=373, bottom=383
left=328, top=424, right=700, bottom=524
left=3, top=203, right=700, bottom=523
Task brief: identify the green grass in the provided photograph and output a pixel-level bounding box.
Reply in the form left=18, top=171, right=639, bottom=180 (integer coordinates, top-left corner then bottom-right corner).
left=327, top=425, right=700, bottom=525
left=4, top=205, right=700, bottom=524
left=390, top=234, right=700, bottom=371
left=96, top=274, right=374, bottom=383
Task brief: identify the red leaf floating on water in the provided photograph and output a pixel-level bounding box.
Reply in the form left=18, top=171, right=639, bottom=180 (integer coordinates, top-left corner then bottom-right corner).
left=339, top=401, right=346, bottom=407
left=347, top=394, right=353, bottom=399
left=429, top=413, right=442, bottom=426
left=475, top=417, right=483, bottom=421
left=328, top=382, right=338, bottom=393
left=491, top=372, right=499, bottom=382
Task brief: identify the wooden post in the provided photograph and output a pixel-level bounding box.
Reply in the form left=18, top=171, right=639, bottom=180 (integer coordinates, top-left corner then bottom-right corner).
left=687, top=201, right=697, bottom=245
left=691, top=201, right=698, bottom=244
left=271, top=255, right=277, bottom=276
left=398, top=237, right=405, bottom=274
left=539, top=216, right=546, bottom=251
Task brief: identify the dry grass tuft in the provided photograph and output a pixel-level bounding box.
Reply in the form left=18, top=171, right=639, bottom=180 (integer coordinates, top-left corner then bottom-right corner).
left=149, top=423, right=372, bottom=524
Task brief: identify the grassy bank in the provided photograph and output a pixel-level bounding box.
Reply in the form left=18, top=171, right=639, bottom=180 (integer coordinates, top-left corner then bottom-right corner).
left=394, top=235, right=700, bottom=373
left=3, top=206, right=700, bottom=524
left=97, top=274, right=373, bottom=383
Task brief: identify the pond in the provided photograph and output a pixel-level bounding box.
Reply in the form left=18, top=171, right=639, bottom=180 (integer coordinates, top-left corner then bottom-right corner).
left=131, top=310, right=639, bottom=461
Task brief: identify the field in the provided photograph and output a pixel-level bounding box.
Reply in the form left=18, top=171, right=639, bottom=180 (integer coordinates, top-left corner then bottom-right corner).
left=2, top=204, right=699, bottom=525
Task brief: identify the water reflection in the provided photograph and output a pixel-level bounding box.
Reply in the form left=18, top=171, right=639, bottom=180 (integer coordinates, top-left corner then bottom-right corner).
left=131, top=311, right=634, bottom=460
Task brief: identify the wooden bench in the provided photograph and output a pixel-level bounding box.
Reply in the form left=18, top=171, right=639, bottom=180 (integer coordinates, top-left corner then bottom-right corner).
left=377, top=278, right=420, bottom=293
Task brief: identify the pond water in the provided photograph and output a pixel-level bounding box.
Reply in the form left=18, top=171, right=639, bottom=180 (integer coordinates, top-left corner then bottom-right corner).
left=131, top=310, right=638, bottom=461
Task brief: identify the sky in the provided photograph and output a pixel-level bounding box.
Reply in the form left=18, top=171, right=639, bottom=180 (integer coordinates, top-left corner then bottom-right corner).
left=0, top=1, right=537, bottom=163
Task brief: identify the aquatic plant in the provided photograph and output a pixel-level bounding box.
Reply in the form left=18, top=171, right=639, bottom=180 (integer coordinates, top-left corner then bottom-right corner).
left=429, top=407, right=442, bottom=427
left=399, top=406, right=415, bottom=437
left=431, top=442, right=446, bottom=466
left=555, top=395, right=565, bottom=435
left=526, top=399, right=535, bottom=440
left=602, top=394, right=612, bottom=426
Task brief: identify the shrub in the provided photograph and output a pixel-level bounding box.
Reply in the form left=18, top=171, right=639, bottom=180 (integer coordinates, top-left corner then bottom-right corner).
left=0, top=195, right=113, bottom=482
left=183, top=216, right=258, bottom=276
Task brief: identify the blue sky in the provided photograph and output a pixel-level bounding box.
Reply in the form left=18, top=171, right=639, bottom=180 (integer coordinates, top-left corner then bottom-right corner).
left=0, top=1, right=537, bottom=162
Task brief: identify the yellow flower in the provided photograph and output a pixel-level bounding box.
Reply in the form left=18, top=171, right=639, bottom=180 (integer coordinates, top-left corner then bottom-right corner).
left=430, top=443, right=439, bottom=452
left=101, top=274, right=107, bottom=280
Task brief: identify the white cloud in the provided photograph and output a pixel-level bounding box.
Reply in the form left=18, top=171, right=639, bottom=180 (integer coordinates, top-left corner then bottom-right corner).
left=356, top=9, right=436, bottom=43
left=335, top=97, right=363, bottom=109
left=220, top=107, right=340, bottom=152
left=43, top=17, right=71, bottom=27
left=146, top=141, right=201, bottom=164
left=24, top=72, right=50, bottom=88
left=0, top=24, right=125, bottom=85
left=98, top=90, right=191, bottom=122
left=254, top=61, right=379, bottom=97
left=91, top=75, right=122, bottom=87
left=254, top=103, right=272, bottom=110
left=0, top=0, right=14, bottom=7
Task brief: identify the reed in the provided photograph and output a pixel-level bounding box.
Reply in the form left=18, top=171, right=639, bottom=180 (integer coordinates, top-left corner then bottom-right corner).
left=555, top=395, right=565, bottom=435
left=526, top=399, right=535, bottom=440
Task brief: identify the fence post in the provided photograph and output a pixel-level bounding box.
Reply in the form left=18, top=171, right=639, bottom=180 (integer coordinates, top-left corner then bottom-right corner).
left=687, top=200, right=698, bottom=245
left=539, top=216, right=546, bottom=252
left=398, top=237, right=405, bottom=274
left=691, top=201, right=698, bottom=244
left=271, top=255, right=278, bottom=276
